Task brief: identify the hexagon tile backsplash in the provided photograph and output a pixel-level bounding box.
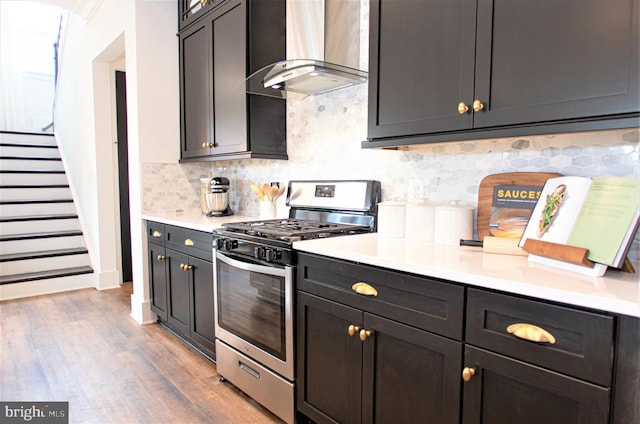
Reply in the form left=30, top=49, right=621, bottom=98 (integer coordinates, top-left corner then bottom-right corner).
left=141, top=85, right=639, bottom=249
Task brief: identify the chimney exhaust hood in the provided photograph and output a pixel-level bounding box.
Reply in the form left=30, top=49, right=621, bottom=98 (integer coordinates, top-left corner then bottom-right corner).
left=246, top=0, right=368, bottom=98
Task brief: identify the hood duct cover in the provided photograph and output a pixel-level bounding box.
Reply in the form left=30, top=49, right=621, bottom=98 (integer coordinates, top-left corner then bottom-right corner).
left=246, top=0, right=368, bottom=98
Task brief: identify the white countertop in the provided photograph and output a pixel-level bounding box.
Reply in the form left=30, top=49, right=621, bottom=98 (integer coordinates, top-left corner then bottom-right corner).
left=142, top=213, right=639, bottom=317
left=293, top=233, right=640, bottom=318
left=142, top=211, right=254, bottom=232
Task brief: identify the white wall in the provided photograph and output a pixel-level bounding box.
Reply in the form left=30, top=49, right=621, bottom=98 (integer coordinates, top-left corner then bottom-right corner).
left=54, top=0, right=178, bottom=323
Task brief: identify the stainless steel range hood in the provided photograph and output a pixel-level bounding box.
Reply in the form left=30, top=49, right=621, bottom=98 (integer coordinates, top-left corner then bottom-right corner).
left=246, top=0, right=368, bottom=98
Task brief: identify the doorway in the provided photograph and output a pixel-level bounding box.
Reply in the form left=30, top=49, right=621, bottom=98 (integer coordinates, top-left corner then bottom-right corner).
left=115, top=70, right=132, bottom=282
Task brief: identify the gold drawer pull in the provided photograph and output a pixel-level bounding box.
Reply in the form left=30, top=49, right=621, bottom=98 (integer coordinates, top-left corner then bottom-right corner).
left=157, top=255, right=166, bottom=261
left=462, top=367, right=476, bottom=382
left=352, top=282, right=378, bottom=297
left=359, top=329, right=372, bottom=342
left=152, top=230, right=162, bottom=238
left=179, top=263, right=193, bottom=271
left=507, top=323, right=556, bottom=344
left=184, top=239, right=194, bottom=247
left=348, top=325, right=360, bottom=337
left=473, top=99, right=485, bottom=112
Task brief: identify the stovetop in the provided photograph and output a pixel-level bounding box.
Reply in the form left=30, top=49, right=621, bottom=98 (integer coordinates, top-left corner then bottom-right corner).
left=217, top=218, right=371, bottom=244
left=222, top=218, right=370, bottom=240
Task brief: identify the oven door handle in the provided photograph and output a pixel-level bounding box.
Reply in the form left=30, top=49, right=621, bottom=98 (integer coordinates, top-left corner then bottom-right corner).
left=215, top=251, right=288, bottom=277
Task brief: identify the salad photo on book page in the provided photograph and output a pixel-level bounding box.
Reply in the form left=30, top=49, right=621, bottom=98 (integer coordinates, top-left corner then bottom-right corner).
left=519, top=176, right=640, bottom=268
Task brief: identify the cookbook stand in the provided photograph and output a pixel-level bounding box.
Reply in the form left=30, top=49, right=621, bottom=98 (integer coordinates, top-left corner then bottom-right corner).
left=522, top=239, right=635, bottom=277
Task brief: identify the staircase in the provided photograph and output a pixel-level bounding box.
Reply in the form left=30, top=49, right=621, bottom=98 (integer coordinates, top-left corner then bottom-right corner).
left=0, top=131, right=93, bottom=298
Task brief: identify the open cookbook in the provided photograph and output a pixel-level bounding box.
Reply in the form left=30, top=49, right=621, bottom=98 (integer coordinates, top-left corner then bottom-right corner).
left=519, top=176, right=640, bottom=274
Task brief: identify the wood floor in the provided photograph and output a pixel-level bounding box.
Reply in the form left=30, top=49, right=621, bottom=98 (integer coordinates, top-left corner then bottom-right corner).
left=0, top=282, right=283, bottom=423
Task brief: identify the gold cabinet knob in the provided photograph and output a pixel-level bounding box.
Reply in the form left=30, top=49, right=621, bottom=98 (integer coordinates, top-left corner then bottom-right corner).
left=462, top=367, right=476, bottom=382
left=458, top=102, right=470, bottom=114
left=473, top=99, right=485, bottom=112
left=352, top=282, right=378, bottom=297
left=184, top=239, right=194, bottom=247
left=507, top=323, right=556, bottom=344
left=157, top=255, right=166, bottom=261
left=202, top=142, right=214, bottom=148
left=359, top=329, right=372, bottom=342
left=179, top=263, right=193, bottom=271
left=348, top=325, right=360, bottom=337
left=152, top=230, right=162, bottom=238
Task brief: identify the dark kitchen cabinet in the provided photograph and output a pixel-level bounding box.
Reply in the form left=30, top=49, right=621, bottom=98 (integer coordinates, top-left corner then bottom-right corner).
left=178, top=0, right=287, bottom=161
left=178, top=0, right=227, bottom=31
left=462, top=289, right=614, bottom=424
left=145, top=221, right=216, bottom=358
left=462, top=346, right=610, bottom=424
left=366, top=0, right=640, bottom=148
left=296, top=253, right=464, bottom=424
left=296, top=252, right=638, bottom=424
left=147, top=222, right=168, bottom=320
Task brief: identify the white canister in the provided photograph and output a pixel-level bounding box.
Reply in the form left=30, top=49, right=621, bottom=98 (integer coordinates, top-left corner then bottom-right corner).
left=405, top=203, right=435, bottom=242
left=377, top=201, right=407, bottom=238
left=433, top=204, right=474, bottom=245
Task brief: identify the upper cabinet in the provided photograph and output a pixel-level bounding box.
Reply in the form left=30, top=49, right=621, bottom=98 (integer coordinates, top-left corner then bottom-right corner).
left=365, top=0, right=640, bottom=148
left=179, top=0, right=287, bottom=161
left=178, top=0, right=227, bottom=31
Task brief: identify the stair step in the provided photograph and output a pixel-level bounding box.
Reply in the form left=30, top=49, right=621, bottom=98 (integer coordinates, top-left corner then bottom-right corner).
left=0, top=202, right=77, bottom=216
left=0, top=266, right=94, bottom=285
left=0, top=145, right=61, bottom=159
left=0, top=132, right=56, bottom=147
left=0, top=142, right=58, bottom=149
left=0, top=187, right=72, bottom=202
left=0, top=230, right=83, bottom=242
left=0, top=247, right=88, bottom=262
left=0, top=199, right=73, bottom=206
left=1, top=218, right=81, bottom=236
left=0, top=156, right=61, bottom=161
left=1, top=252, right=91, bottom=275
left=0, top=169, right=66, bottom=174
left=0, top=213, right=78, bottom=223
left=0, top=159, right=64, bottom=172
left=0, top=235, right=87, bottom=255
left=0, top=184, right=69, bottom=189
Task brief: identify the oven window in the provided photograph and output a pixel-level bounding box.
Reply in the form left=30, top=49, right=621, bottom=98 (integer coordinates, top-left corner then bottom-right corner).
left=217, top=260, right=286, bottom=360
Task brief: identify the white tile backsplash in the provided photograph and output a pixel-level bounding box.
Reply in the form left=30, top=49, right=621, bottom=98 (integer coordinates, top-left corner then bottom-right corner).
left=142, top=84, right=639, bottom=249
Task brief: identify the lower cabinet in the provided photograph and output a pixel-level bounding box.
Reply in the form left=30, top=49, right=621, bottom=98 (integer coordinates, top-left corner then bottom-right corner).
left=297, top=292, right=462, bottom=424
left=296, top=252, right=637, bottom=424
left=462, top=346, right=610, bottom=424
left=296, top=253, right=464, bottom=424
left=145, top=221, right=215, bottom=358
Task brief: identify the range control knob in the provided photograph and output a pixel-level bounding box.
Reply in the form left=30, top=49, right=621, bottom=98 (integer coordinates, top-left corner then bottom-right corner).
left=224, top=239, right=237, bottom=250
left=254, top=246, right=265, bottom=259
left=265, top=248, right=275, bottom=262
left=215, top=238, right=225, bottom=250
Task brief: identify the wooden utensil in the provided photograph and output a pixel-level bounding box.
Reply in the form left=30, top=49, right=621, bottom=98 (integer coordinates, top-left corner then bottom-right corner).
left=477, top=172, right=562, bottom=240
left=269, top=185, right=279, bottom=202
left=273, top=184, right=286, bottom=201
left=251, top=184, right=264, bottom=200
left=263, top=183, right=271, bottom=200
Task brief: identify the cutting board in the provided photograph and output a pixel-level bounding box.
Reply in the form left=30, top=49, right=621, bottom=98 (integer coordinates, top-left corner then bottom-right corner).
left=477, top=172, right=562, bottom=240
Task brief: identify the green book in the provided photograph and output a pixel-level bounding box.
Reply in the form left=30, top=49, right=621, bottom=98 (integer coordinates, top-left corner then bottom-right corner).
left=520, top=176, right=640, bottom=268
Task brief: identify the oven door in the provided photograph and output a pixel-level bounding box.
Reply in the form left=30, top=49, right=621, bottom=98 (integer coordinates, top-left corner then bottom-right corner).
left=213, top=249, right=294, bottom=380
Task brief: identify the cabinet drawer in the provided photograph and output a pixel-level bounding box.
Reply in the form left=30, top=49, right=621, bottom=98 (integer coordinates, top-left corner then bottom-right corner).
left=146, top=221, right=166, bottom=245
left=297, top=253, right=464, bottom=340
left=466, top=289, right=614, bottom=386
left=166, top=225, right=213, bottom=260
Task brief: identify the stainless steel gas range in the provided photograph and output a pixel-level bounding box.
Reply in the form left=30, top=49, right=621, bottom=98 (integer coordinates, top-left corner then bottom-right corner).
left=212, top=180, right=381, bottom=423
